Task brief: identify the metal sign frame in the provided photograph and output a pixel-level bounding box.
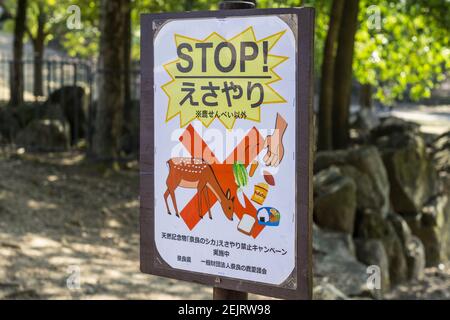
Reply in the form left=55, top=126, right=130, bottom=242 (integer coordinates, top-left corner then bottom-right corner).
left=140, top=7, right=314, bottom=300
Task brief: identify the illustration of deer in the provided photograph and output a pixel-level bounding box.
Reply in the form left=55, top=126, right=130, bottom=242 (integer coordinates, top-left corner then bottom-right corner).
left=164, top=157, right=235, bottom=221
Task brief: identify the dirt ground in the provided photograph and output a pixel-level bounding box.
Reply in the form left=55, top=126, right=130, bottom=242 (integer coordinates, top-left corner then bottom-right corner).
left=0, top=150, right=215, bottom=299
left=385, top=265, right=450, bottom=300
left=0, top=150, right=448, bottom=300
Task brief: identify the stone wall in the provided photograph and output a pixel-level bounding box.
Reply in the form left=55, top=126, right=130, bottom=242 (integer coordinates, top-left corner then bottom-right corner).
left=313, top=117, right=450, bottom=298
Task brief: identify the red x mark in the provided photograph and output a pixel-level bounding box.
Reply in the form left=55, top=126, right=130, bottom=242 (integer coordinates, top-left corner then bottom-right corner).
left=177, top=124, right=266, bottom=238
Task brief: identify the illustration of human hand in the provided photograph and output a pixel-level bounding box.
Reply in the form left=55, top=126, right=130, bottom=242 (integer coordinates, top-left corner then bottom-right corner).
left=263, top=113, right=287, bottom=167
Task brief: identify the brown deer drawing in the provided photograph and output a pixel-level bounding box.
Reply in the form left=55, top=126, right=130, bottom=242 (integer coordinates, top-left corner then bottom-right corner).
left=164, top=157, right=235, bottom=221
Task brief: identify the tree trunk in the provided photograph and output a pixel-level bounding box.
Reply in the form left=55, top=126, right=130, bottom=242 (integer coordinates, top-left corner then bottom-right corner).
left=32, top=42, right=44, bottom=97
left=123, top=1, right=132, bottom=123
left=317, top=0, right=345, bottom=151
left=213, top=287, right=248, bottom=300
left=359, top=83, right=372, bottom=109
left=123, top=2, right=131, bottom=108
left=122, top=0, right=132, bottom=153
left=332, top=0, right=360, bottom=149
left=10, top=0, right=27, bottom=107
left=93, top=0, right=129, bottom=162
left=32, top=10, right=46, bottom=97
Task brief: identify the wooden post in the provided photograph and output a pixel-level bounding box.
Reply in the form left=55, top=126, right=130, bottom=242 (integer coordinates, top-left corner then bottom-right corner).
left=212, top=0, right=257, bottom=301
left=213, top=287, right=248, bottom=300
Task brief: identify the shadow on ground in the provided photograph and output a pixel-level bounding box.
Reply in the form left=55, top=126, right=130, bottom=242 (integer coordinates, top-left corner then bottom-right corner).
left=0, top=151, right=224, bottom=299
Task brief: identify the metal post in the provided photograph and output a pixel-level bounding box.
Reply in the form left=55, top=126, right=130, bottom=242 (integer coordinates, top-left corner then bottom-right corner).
left=219, top=0, right=255, bottom=10
left=213, top=0, right=257, bottom=301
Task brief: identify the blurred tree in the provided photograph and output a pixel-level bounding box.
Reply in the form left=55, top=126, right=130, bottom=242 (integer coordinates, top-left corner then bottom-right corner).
left=1, top=0, right=85, bottom=97
left=354, top=0, right=450, bottom=105
left=24, top=0, right=96, bottom=97
left=2, top=0, right=445, bottom=155
left=93, top=0, right=130, bottom=163
left=0, top=0, right=13, bottom=23
left=59, top=0, right=100, bottom=59
left=1, top=0, right=28, bottom=106
left=258, top=0, right=301, bottom=7
left=130, top=0, right=214, bottom=60
left=315, top=0, right=449, bottom=149
left=332, top=0, right=359, bottom=149
left=317, top=0, right=344, bottom=151
left=359, top=83, right=372, bottom=109
left=124, top=0, right=132, bottom=108
left=25, top=0, right=53, bottom=97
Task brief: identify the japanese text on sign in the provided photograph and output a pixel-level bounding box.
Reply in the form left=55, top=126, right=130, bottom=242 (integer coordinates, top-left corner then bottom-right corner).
left=162, top=27, right=288, bottom=129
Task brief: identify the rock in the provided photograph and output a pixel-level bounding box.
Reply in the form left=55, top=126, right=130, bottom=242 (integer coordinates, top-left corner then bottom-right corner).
left=355, top=109, right=381, bottom=132
left=345, top=147, right=390, bottom=218
left=404, top=195, right=450, bottom=267
left=433, top=131, right=450, bottom=152
left=387, top=212, right=413, bottom=246
left=15, top=119, right=70, bottom=151
left=405, top=236, right=426, bottom=281
left=442, top=174, right=450, bottom=196
left=387, top=213, right=426, bottom=280
left=313, top=224, right=373, bottom=297
left=370, top=117, right=420, bottom=140
left=382, top=220, right=409, bottom=285
left=315, top=146, right=390, bottom=218
left=376, top=131, right=439, bottom=214
left=313, top=278, right=349, bottom=300
left=313, top=223, right=356, bottom=256
left=351, top=109, right=381, bottom=143
left=355, top=239, right=390, bottom=292
left=0, top=107, right=20, bottom=142
left=12, top=103, right=36, bottom=129
left=313, top=166, right=357, bottom=234
left=404, top=216, right=441, bottom=267
left=433, top=149, right=450, bottom=174
left=339, top=165, right=374, bottom=212
left=421, top=195, right=448, bottom=228
left=355, top=209, right=386, bottom=239
left=431, top=130, right=450, bottom=174
left=314, top=150, right=348, bottom=173
left=355, top=210, right=408, bottom=285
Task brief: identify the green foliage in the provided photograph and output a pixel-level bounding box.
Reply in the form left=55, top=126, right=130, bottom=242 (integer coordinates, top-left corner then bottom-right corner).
left=302, top=0, right=329, bottom=75
left=1, top=0, right=98, bottom=57
left=131, top=0, right=215, bottom=59
left=1, top=0, right=447, bottom=103
left=60, top=0, right=99, bottom=58
left=258, top=0, right=301, bottom=8
left=27, top=0, right=57, bottom=41
left=353, top=0, right=449, bottom=104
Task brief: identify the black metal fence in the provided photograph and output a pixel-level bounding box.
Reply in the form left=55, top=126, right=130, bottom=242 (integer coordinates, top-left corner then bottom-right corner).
left=0, top=58, right=92, bottom=102
left=0, top=58, right=140, bottom=157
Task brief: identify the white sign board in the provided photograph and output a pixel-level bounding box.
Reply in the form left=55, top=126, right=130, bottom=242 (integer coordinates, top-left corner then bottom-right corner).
left=141, top=8, right=314, bottom=299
